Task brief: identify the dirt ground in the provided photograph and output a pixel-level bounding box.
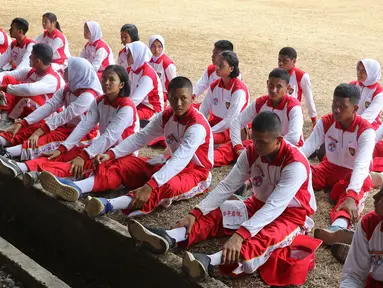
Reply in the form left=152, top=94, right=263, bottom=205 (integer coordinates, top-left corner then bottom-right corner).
left=1, top=0, right=382, bottom=286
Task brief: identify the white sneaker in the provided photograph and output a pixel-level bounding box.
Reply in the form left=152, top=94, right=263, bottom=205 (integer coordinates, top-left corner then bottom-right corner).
left=370, top=172, right=383, bottom=188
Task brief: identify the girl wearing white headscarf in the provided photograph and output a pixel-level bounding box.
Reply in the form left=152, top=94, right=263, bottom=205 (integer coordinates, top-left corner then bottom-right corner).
left=0, top=57, right=102, bottom=161
left=126, top=41, right=164, bottom=121
left=117, top=24, right=139, bottom=70
left=79, top=21, right=115, bottom=79
left=351, top=58, right=383, bottom=129
left=148, top=35, right=176, bottom=100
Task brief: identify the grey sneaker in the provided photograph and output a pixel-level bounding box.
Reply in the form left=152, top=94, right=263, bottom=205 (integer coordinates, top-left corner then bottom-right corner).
left=0, top=155, right=22, bottom=177
left=182, top=252, right=211, bottom=282
left=314, top=225, right=354, bottom=246
left=331, top=242, right=351, bottom=264
left=23, top=171, right=40, bottom=188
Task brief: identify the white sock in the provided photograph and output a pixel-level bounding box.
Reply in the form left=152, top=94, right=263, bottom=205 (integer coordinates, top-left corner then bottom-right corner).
left=109, top=196, right=132, bottom=210
left=165, top=227, right=187, bottom=243
left=73, top=176, right=95, bottom=194
left=6, top=145, right=22, bottom=157
left=0, top=137, right=9, bottom=146
left=16, top=162, right=28, bottom=172
left=331, top=217, right=349, bottom=229
left=208, top=251, right=223, bottom=266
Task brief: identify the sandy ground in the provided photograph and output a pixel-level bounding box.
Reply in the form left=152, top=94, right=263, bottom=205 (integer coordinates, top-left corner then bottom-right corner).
left=1, top=0, right=383, bottom=286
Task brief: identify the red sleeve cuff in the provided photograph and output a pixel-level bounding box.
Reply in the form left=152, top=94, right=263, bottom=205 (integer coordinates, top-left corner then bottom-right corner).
left=40, top=122, right=51, bottom=134
left=20, top=120, right=29, bottom=128
left=233, top=144, right=244, bottom=154
left=58, top=145, right=67, bottom=154
left=106, top=150, right=115, bottom=161
left=346, top=190, right=362, bottom=201
left=78, top=150, right=90, bottom=161
left=189, top=208, right=203, bottom=220
left=146, top=178, right=159, bottom=190
left=236, top=226, right=252, bottom=240
left=311, top=116, right=317, bottom=122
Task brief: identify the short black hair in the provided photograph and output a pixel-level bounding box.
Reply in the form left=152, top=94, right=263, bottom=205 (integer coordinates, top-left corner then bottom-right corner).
left=102, top=65, right=131, bottom=97
left=333, top=83, right=361, bottom=105
left=220, top=51, right=240, bottom=78
left=279, top=47, right=297, bottom=60
left=251, top=111, right=282, bottom=136
left=120, top=24, right=139, bottom=42
left=214, top=40, right=234, bottom=52
left=32, top=43, right=53, bottom=65
left=11, top=18, right=29, bottom=34
left=268, top=68, right=290, bottom=84
left=168, top=76, right=193, bottom=94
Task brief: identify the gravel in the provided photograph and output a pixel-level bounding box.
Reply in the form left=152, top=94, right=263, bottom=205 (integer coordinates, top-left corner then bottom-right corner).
left=0, top=266, right=23, bottom=288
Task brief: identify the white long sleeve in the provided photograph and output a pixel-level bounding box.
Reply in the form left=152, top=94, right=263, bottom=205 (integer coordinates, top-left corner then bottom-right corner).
left=340, top=221, right=371, bottom=288
left=211, top=90, right=246, bottom=134
left=79, top=47, right=86, bottom=59
left=196, top=150, right=251, bottom=215
left=240, top=162, right=307, bottom=237
left=130, top=75, right=154, bottom=107
left=61, top=100, right=99, bottom=151
left=151, top=124, right=207, bottom=187
left=90, top=47, right=108, bottom=72
left=111, top=112, right=164, bottom=158
left=193, top=68, right=210, bottom=97
left=300, top=119, right=325, bottom=157
left=198, top=88, right=213, bottom=119
left=346, top=129, right=375, bottom=194
left=165, top=64, right=176, bottom=82
left=284, top=105, right=304, bottom=145
left=0, top=67, right=30, bottom=82
left=360, top=93, right=383, bottom=124
left=300, top=73, right=317, bottom=118
left=376, top=124, right=383, bottom=143
left=46, top=91, right=95, bottom=131
left=230, top=103, right=256, bottom=148
left=84, top=106, right=134, bottom=159
left=24, top=86, right=65, bottom=125
left=0, top=47, right=11, bottom=69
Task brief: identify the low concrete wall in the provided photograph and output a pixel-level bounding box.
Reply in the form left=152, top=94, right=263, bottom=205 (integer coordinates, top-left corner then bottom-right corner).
left=0, top=176, right=227, bottom=288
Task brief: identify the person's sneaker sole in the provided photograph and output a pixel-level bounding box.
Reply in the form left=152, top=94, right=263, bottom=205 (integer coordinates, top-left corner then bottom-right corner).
left=40, top=171, right=79, bottom=202
left=23, top=172, right=35, bottom=188
left=127, top=219, right=169, bottom=254
left=314, top=228, right=354, bottom=246
left=182, top=252, right=208, bottom=282
left=370, top=172, right=383, bottom=189
left=0, top=158, right=19, bottom=178
left=331, top=242, right=350, bottom=264
left=85, top=197, right=105, bottom=217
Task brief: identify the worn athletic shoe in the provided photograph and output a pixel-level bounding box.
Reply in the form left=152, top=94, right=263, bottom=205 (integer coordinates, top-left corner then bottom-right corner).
left=40, top=171, right=81, bottom=202
left=0, top=146, right=14, bottom=159
left=182, top=252, right=211, bottom=282
left=0, top=155, right=22, bottom=177
left=331, top=242, right=351, bottom=264
left=23, top=171, right=40, bottom=188
left=127, top=219, right=176, bottom=254
left=370, top=171, right=383, bottom=189
left=84, top=196, right=113, bottom=217
left=314, top=226, right=354, bottom=246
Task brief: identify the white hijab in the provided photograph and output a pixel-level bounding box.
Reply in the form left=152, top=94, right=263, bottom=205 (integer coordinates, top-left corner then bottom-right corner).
left=85, top=21, right=102, bottom=44
left=126, top=41, right=152, bottom=72
left=148, top=34, right=165, bottom=62
left=359, top=58, right=381, bottom=87
left=68, top=57, right=103, bottom=95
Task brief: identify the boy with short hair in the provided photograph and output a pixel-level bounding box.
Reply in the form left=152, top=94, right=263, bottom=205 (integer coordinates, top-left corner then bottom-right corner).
left=127, top=111, right=316, bottom=282
left=301, top=83, right=375, bottom=246
left=278, top=47, right=317, bottom=127
left=0, top=18, right=35, bottom=71
left=40, top=76, right=214, bottom=217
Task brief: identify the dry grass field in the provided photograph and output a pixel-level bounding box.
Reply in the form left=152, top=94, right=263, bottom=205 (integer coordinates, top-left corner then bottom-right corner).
left=1, top=0, right=383, bottom=286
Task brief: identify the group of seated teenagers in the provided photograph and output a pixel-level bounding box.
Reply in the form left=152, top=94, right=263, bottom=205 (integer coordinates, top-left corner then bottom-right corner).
left=0, top=13, right=381, bottom=287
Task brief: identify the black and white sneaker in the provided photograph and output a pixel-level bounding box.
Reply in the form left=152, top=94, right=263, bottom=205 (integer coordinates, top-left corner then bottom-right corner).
left=0, top=155, right=22, bottom=178
left=127, top=219, right=176, bottom=254
left=0, top=146, right=14, bottom=159
left=23, top=171, right=40, bottom=188
left=182, top=252, right=211, bottom=282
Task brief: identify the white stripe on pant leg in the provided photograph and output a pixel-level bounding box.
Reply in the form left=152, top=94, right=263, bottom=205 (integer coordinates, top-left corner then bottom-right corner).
left=21, top=141, right=63, bottom=161
left=232, top=226, right=303, bottom=275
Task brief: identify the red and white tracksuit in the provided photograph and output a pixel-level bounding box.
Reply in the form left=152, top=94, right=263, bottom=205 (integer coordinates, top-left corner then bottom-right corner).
left=183, top=140, right=316, bottom=276
left=214, top=95, right=304, bottom=167
left=79, top=39, right=115, bottom=77
left=130, top=62, right=164, bottom=120
left=340, top=211, right=383, bottom=288
left=149, top=54, right=176, bottom=100
left=117, top=47, right=128, bottom=70
left=287, top=67, right=317, bottom=121
left=350, top=81, right=383, bottom=130
left=0, top=28, right=10, bottom=58
left=35, top=29, right=71, bottom=74
left=373, top=124, right=383, bottom=171
left=301, top=114, right=375, bottom=224
left=199, top=77, right=249, bottom=145
left=0, top=85, right=98, bottom=160
left=0, top=66, right=65, bottom=118
left=0, top=37, right=35, bottom=71
left=26, top=95, right=139, bottom=175
left=90, top=106, right=214, bottom=216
